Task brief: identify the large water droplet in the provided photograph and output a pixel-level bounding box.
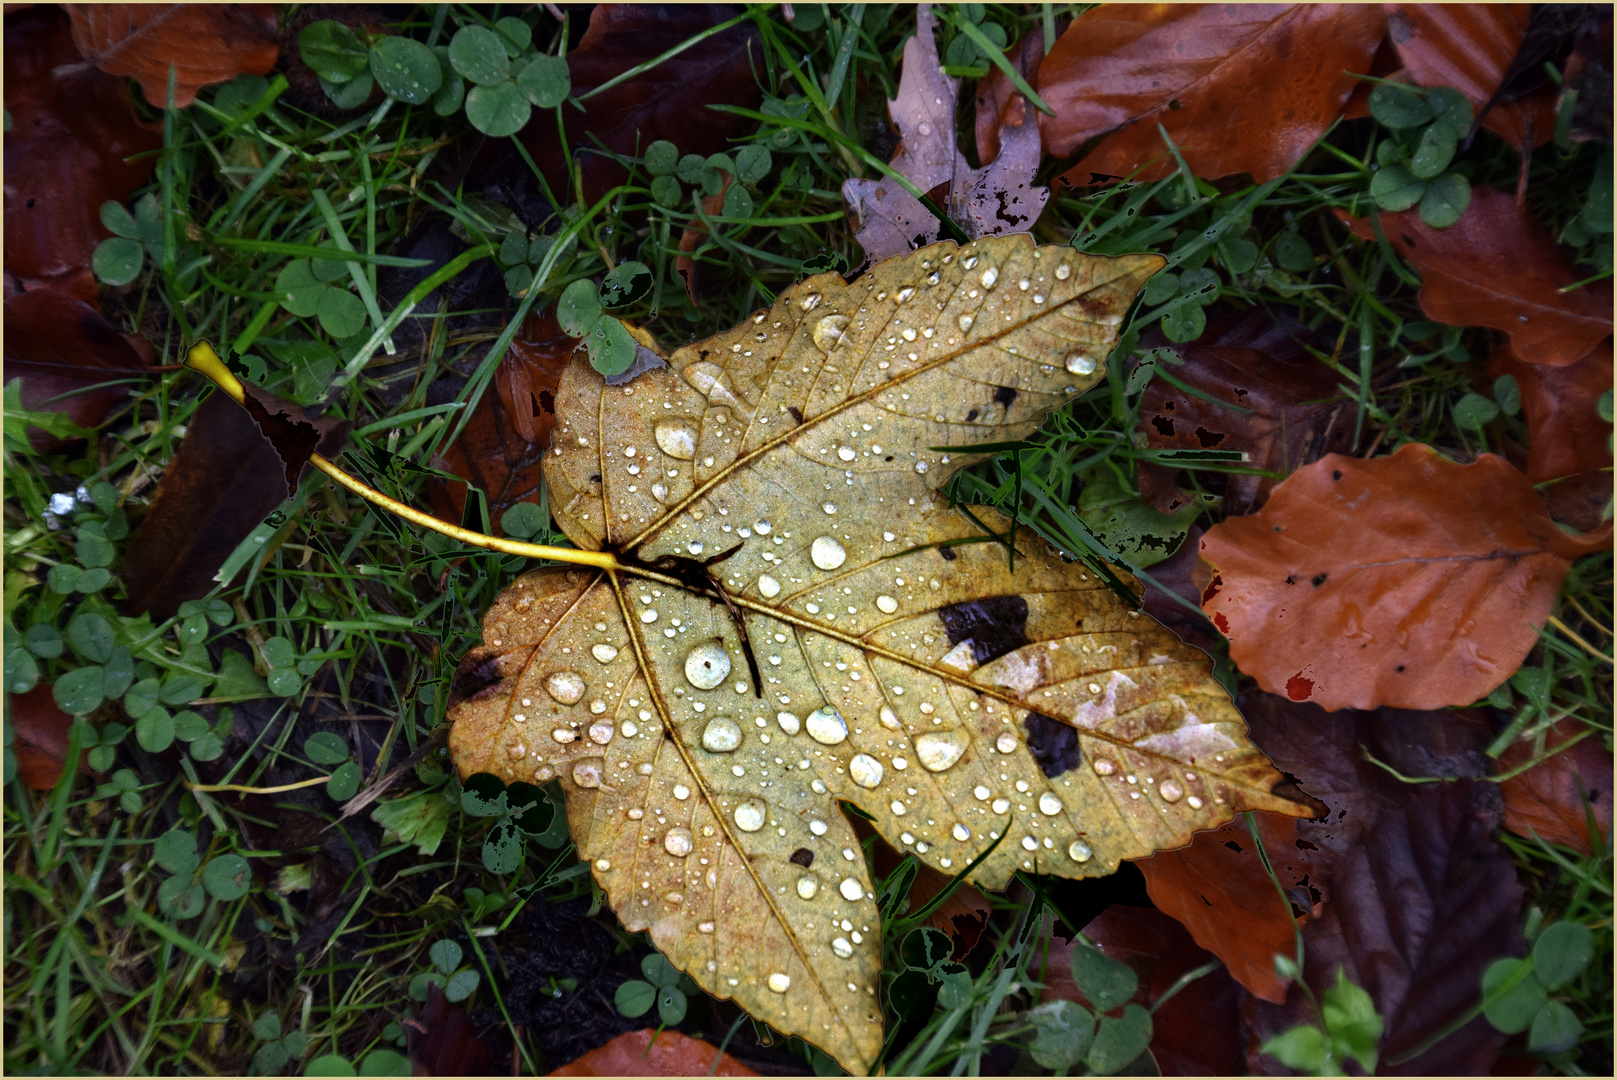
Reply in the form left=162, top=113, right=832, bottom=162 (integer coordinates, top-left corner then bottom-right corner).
left=801, top=292, right=822, bottom=311
left=1187, top=795, right=1205, bottom=810
left=588, top=722, right=614, bottom=745
left=952, top=823, right=971, bottom=842
left=797, top=875, right=819, bottom=900
left=767, top=972, right=791, bottom=993
left=806, top=706, right=848, bottom=745
left=1159, top=779, right=1184, bottom=803
left=1055, top=263, right=1072, bottom=280
left=809, top=818, right=828, bottom=836
left=673, top=783, right=691, bottom=800
left=1066, top=354, right=1096, bottom=375
left=995, top=732, right=1018, bottom=754
left=757, top=574, right=781, bottom=598
left=591, top=643, right=619, bottom=663
left=1068, top=838, right=1093, bottom=862
left=992, top=797, right=1010, bottom=814
left=876, top=595, right=898, bottom=614
left=546, top=671, right=586, bottom=704
left=810, top=535, right=846, bottom=570
left=685, top=641, right=731, bottom=689
left=572, top=760, right=604, bottom=788
left=849, top=753, right=883, bottom=789
left=980, top=266, right=999, bottom=289
left=701, top=717, right=742, bottom=753
left=664, top=827, right=694, bottom=856
left=551, top=726, right=576, bottom=743
left=839, top=877, right=863, bottom=901
left=1038, top=792, right=1064, bottom=816
left=654, top=419, right=697, bottom=460
left=777, top=711, right=802, bottom=735
left=896, top=286, right=915, bottom=302
left=813, top=314, right=850, bottom=352
left=734, top=798, right=767, bottom=832
left=831, top=936, right=853, bottom=958
left=837, top=444, right=857, bottom=462
left=1093, top=758, right=1116, bottom=776
left=879, top=705, right=901, bottom=730
left=957, top=314, right=974, bottom=332
left=914, top=731, right=966, bottom=772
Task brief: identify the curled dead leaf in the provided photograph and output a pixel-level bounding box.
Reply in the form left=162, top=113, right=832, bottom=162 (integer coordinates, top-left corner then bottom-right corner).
left=63, top=3, right=279, bottom=109
left=446, top=235, right=1310, bottom=1073
left=1486, top=339, right=1613, bottom=485
left=1039, top=4, right=1386, bottom=186
left=1200, top=443, right=1612, bottom=711
left=1340, top=188, right=1614, bottom=367
left=1498, top=719, right=1613, bottom=856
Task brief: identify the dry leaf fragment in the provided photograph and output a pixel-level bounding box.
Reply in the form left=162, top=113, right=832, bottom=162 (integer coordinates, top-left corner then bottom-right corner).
left=1486, top=339, right=1613, bottom=486
left=1384, top=4, right=1557, bottom=159
left=8, top=684, right=81, bottom=791
left=1498, top=719, right=1613, bottom=856
left=550, top=1029, right=757, bottom=1076
left=1039, top=4, right=1386, bottom=186
left=63, top=3, right=279, bottom=109
left=446, top=235, right=1312, bottom=1073
left=1200, top=443, right=1611, bottom=712
left=1341, top=188, right=1614, bottom=366
left=843, top=6, right=1049, bottom=265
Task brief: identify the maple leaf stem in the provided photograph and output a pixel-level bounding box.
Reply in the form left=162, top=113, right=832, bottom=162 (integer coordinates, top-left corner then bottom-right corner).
left=184, top=342, right=622, bottom=573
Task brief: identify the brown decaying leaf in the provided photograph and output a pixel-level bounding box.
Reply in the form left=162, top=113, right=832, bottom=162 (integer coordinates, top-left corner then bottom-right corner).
left=122, top=383, right=348, bottom=621
left=1486, top=339, right=1613, bottom=485
left=1133, top=810, right=1320, bottom=1005
left=429, top=310, right=577, bottom=529
left=842, top=5, right=1049, bottom=265
left=1038, top=4, right=1386, bottom=186
left=8, top=685, right=80, bottom=791
left=63, top=3, right=279, bottom=109
left=517, top=5, right=762, bottom=206
left=1238, top=696, right=1522, bottom=1075
left=1341, top=189, right=1614, bottom=367
left=1384, top=4, right=1556, bottom=156
left=1560, top=11, right=1612, bottom=144
left=4, top=6, right=161, bottom=302
left=1498, top=719, right=1613, bottom=856
left=675, top=175, right=733, bottom=306
left=3, top=289, right=153, bottom=451
left=1135, top=310, right=1351, bottom=517
left=973, top=29, right=1051, bottom=167
left=1042, top=905, right=1247, bottom=1076
left=1201, top=443, right=1611, bottom=712
left=446, top=236, right=1311, bottom=1073
left=549, top=1028, right=757, bottom=1076
left=404, top=982, right=509, bottom=1076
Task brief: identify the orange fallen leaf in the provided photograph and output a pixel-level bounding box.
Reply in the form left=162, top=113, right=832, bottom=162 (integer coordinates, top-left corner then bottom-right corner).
left=1383, top=4, right=1556, bottom=157
left=550, top=1029, right=757, bottom=1077
left=1039, top=4, right=1386, bottom=186
left=1340, top=188, right=1613, bottom=367
left=8, top=685, right=80, bottom=791
left=1499, top=720, right=1613, bottom=856
left=1200, top=443, right=1612, bottom=711
left=4, top=5, right=161, bottom=302
left=429, top=310, right=578, bottom=530
left=64, top=3, right=279, bottom=109
left=1133, top=810, right=1319, bottom=1004
left=1486, top=340, right=1614, bottom=486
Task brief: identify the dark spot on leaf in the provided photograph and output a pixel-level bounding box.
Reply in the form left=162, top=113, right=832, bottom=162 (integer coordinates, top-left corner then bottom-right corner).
left=939, top=595, right=1029, bottom=665
left=938, top=545, right=957, bottom=561
left=1152, top=415, right=1176, bottom=437
left=1311, top=573, right=1327, bottom=587
left=1194, top=426, right=1226, bottom=447
left=1201, top=573, right=1223, bottom=605
left=790, top=847, right=814, bottom=867
left=1023, top=711, right=1082, bottom=778
left=1332, top=470, right=1343, bottom=481
left=1286, top=673, right=1315, bottom=700
left=1396, top=664, right=1406, bottom=673
left=589, top=473, right=601, bottom=483
left=788, top=405, right=804, bottom=423
left=994, top=386, right=1018, bottom=408
left=1285, top=575, right=1296, bottom=585
left=1223, top=840, right=1243, bottom=853
left=1163, top=400, right=1176, bottom=411
left=449, top=648, right=507, bottom=706
left=1295, top=838, right=1318, bottom=851
left=965, top=408, right=979, bottom=422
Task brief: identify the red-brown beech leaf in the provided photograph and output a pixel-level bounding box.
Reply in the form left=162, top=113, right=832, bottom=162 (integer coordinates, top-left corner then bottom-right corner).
left=972, top=29, right=1049, bottom=167
left=1200, top=443, right=1611, bottom=711
left=1133, top=810, right=1321, bottom=1004
left=1498, top=719, right=1613, bottom=856
left=1340, top=188, right=1614, bottom=366
left=515, top=5, right=762, bottom=206
left=1135, top=309, right=1352, bottom=517
left=1238, top=695, right=1522, bottom=1075
left=1486, top=340, right=1613, bottom=485
left=549, top=1029, right=757, bottom=1077
left=122, top=382, right=348, bottom=621
left=429, top=311, right=577, bottom=530
left=404, top=983, right=509, bottom=1076
left=1384, top=4, right=1556, bottom=156
left=4, top=289, right=153, bottom=450
left=1043, top=905, right=1248, bottom=1076
left=63, top=3, right=279, bottom=109
left=4, top=6, right=161, bottom=302
left=1038, top=4, right=1386, bottom=186
left=8, top=684, right=81, bottom=790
